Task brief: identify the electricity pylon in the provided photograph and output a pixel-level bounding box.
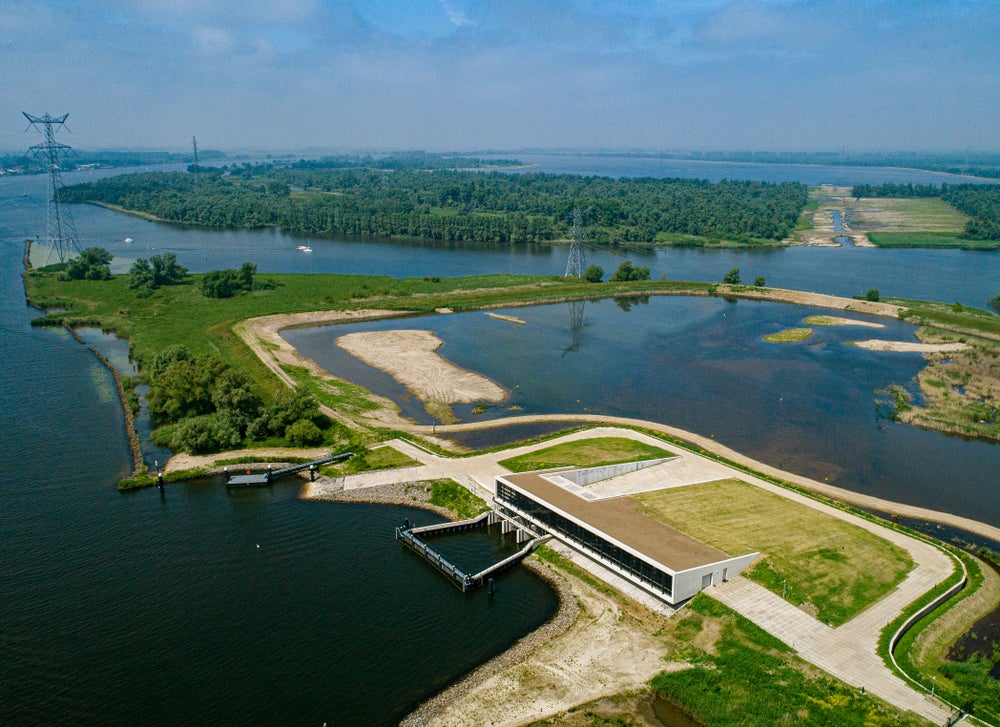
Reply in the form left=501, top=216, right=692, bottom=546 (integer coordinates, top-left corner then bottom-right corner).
left=564, top=207, right=589, bottom=278
left=23, top=112, right=81, bottom=264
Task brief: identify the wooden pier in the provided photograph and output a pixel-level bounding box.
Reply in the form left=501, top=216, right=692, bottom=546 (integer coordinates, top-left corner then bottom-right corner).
left=395, top=511, right=548, bottom=592
left=225, top=451, right=352, bottom=488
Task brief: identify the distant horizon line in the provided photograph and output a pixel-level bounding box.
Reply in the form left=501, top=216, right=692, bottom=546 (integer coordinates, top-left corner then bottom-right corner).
left=3, top=146, right=1000, bottom=159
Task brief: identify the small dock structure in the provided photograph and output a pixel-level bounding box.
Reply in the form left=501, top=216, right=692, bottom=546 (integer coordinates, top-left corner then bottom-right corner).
left=225, top=452, right=352, bottom=488
left=396, top=511, right=548, bottom=592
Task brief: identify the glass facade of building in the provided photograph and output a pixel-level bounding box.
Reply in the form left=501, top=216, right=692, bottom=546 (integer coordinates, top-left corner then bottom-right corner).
left=496, top=481, right=673, bottom=598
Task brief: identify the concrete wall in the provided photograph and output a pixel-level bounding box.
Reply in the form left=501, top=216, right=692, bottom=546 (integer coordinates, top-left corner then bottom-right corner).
left=561, top=457, right=677, bottom=487
left=672, top=552, right=760, bottom=603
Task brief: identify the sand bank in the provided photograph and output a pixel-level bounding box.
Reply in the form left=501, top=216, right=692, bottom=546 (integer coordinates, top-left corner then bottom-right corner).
left=804, top=315, right=885, bottom=328
left=336, top=329, right=507, bottom=404
left=484, top=312, right=527, bottom=325
left=852, top=340, right=971, bottom=353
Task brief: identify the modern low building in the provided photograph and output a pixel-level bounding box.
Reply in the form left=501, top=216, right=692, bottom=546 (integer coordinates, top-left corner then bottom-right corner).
left=494, top=464, right=759, bottom=605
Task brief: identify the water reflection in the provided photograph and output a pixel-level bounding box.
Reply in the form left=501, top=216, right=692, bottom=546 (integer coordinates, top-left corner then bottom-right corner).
left=284, top=296, right=1000, bottom=528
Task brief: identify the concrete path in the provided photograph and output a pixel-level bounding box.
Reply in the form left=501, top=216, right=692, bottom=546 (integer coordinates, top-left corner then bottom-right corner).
left=304, top=425, right=962, bottom=725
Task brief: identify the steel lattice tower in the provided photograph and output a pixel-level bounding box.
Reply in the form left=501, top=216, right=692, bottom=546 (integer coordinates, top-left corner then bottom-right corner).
left=563, top=207, right=588, bottom=278
left=24, top=112, right=81, bottom=264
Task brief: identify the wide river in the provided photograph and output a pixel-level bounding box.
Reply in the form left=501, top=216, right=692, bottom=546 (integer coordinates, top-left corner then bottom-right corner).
left=1, top=155, right=998, bottom=724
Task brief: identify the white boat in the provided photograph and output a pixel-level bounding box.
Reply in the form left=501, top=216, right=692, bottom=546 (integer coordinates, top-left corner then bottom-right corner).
left=300, top=246, right=313, bottom=253
left=124, top=237, right=133, bottom=243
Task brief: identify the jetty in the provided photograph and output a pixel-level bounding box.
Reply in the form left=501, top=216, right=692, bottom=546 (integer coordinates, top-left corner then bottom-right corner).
left=395, top=511, right=549, bottom=592
left=225, top=452, right=352, bottom=488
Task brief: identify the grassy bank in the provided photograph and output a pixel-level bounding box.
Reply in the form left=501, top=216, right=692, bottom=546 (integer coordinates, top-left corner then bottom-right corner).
left=649, top=596, right=930, bottom=727
left=883, top=299, right=1000, bottom=441
left=867, top=231, right=1000, bottom=250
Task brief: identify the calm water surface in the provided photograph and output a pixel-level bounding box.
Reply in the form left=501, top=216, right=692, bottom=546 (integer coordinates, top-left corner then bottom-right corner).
left=3, top=156, right=1000, bottom=723
left=284, top=297, right=1000, bottom=529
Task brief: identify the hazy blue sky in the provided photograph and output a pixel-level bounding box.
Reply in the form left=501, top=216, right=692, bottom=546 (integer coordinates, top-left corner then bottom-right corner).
left=2, top=0, right=999, bottom=153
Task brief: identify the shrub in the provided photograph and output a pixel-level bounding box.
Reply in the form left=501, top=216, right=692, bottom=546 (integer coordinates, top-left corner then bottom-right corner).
left=723, top=267, right=741, bottom=284
left=609, top=260, right=650, bottom=282
left=285, top=419, right=323, bottom=446
left=63, top=247, right=112, bottom=281
left=866, top=288, right=881, bottom=302
left=172, top=414, right=240, bottom=454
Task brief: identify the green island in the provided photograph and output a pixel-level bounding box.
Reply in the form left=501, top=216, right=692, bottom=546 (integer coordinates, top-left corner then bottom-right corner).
left=22, top=251, right=1000, bottom=725
left=59, top=154, right=808, bottom=248
left=763, top=327, right=813, bottom=343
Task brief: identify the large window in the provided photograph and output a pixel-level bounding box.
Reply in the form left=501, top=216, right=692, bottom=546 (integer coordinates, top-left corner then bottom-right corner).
left=497, top=483, right=673, bottom=596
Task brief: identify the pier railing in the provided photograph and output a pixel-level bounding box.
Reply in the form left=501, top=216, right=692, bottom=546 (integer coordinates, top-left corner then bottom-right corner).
left=395, top=511, right=548, bottom=592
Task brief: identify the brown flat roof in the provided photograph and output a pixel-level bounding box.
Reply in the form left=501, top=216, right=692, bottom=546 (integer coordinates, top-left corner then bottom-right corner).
left=502, top=471, right=730, bottom=572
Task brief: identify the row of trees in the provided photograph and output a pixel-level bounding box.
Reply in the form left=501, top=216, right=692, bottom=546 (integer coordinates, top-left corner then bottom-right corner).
left=146, top=345, right=328, bottom=454
left=851, top=182, right=1000, bottom=240
left=62, top=165, right=809, bottom=246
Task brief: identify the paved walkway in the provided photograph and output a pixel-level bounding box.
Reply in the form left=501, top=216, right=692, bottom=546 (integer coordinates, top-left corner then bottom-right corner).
left=711, top=577, right=950, bottom=723
left=305, top=426, right=960, bottom=724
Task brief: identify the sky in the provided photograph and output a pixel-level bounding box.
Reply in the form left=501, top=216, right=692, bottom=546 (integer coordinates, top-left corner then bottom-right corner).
left=2, top=0, right=999, bottom=154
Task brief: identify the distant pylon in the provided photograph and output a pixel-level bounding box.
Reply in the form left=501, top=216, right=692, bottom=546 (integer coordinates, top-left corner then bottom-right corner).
left=23, top=112, right=81, bottom=264
left=563, top=207, right=589, bottom=278
left=191, top=135, right=200, bottom=171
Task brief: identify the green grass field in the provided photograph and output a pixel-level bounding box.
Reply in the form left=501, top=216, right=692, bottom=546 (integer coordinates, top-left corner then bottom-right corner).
left=498, top=436, right=675, bottom=472
left=635, top=479, right=913, bottom=626
left=649, top=596, right=929, bottom=727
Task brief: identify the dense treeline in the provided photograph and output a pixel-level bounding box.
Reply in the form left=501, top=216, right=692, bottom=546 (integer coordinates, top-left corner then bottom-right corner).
left=62, top=162, right=808, bottom=246
left=849, top=183, right=941, bottom=198
left=147, top=344, right=330, bottom=453
left=851, top=182, right=1000, bottom=240
left=941, top=186, right=1000, bottom=240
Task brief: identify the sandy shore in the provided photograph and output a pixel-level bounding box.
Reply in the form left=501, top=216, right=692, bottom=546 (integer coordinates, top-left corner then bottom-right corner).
left=336, top=330, right=507, bottom=404
left=852, top=340, right=972, bottom=353
left=717, top=284, right=905, bottom=318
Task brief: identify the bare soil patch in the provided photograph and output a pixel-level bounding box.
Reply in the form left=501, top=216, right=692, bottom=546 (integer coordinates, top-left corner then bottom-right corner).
left=421, top=559, right=672, bottom=727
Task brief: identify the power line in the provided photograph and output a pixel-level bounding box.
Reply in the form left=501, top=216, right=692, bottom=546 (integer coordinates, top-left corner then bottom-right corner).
left=23, top=111, right=82, bottom=264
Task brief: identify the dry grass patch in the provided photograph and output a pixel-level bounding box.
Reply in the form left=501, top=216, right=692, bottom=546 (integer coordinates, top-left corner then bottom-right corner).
left=635, top=479, right=913, bottom=625
left=845, top=196, right=968, bottom=233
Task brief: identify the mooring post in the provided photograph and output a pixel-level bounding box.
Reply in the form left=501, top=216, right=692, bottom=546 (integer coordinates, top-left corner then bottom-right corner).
left=488, top=577, right=495, bottom=595
left=309, top=463, right=316, bottom=481
left=156, top=469, right=163, bottom=488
